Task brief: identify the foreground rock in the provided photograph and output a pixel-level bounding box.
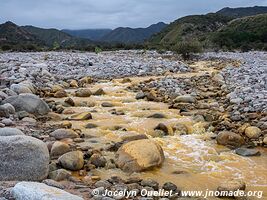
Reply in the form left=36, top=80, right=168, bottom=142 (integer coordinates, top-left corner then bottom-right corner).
left=217, top=179, right=246, bottom=192
left=235, top=148, right=261, bottom=157
left=116, top=139, right=165, bottom=172
left=12, top=182, right=83, bottom=200
left=0, top=135, right=49, bottom=181
left=50, top=129, right=79, bottom=140
left=216, top=131, right=245, bottom=149
left=3, top=94, right=50, bottom=115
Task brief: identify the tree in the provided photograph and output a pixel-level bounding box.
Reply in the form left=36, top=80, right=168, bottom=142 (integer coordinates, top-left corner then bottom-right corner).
left=172, top=40, right=202, bottom=60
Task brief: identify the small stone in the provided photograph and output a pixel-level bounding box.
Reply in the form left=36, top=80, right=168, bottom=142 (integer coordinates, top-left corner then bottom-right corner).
left=101, top=102, right=114, bottom=107
left=89, top=154, right=107, bottom=168
left=1, top=118, right=14, bottom=126
left=58, top=151, right=84, bottom=171
left=85, top=123, right=98, bottom=129
left=51, top=141, right=70, bottom=157
left=245, top=126, right=262, bottom=139
left=95, top=180, right=112, bottom=188
left=21, top=117, right=37, bottom=124
left=148, top=113, right=166, bottom=118
left=48, top=169, right=71, bottom=181
left=70, top=80, right=78, bottom=88
left=69, top=112, right=92, bottom=120
left=0, top=127, right=25, bottom=136
left=216, top=131, right=245, bottom=149
left=50, top=129, right=79, bottom=140
left=174, top=95, right=196, bottom=103
left=162, top=182, right=178, bottom=192
left=54, top=90, right=68, bottom=98
left=64, top=97, right=75, bottom=106
left=94, top=88, right=105, bottom=95
left=75, top=88, right=92, bottom=97
left=141, top=179, right=159, bottom=190
left=60, top=121, right=72, bottom=129
left=136, top=92, right=146, bottom=100
left=217, top=179, right=246, bottom=193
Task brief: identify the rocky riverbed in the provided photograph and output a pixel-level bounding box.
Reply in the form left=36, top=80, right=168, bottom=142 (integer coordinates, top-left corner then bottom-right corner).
left=0, top=50, right=266, bottom=200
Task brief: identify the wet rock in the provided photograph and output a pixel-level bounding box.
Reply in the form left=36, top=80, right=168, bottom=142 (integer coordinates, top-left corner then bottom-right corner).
left=75, top=88, right=92, bottom=97
left=216, top=131, right=245, bottom=149
left=69, top=112, right=92, bottom=120
left=70, top=80, right=78, bottom=88
left=116, top=139, right=165, bottom=172
left=148, top=113, right=166, bottom=118
left=0, top=127, right=24, bottom=136
left=217, top=179, right=246, bottom=193
left=174, top=95, right=196, bottom=103
left=85, top=123, right=98, bottom=129
left=141, top=179, right=159, bottom=190
left=235, top=148, right=261, bottom=157
left=162, top=182, right=178, bottom=192
left=101, top=102, right=114, bottom=107
left=0, top=135, right=49, bottom=181
left=244, top=126, right=262, bottom=139
left=64, top=97, right=75, bottom=106
left=12, top=182, right=83, bottom=200
left=120, top=132, right=148, bottom=142
left=136, top=92, right=146, bottom=100
left=51, top=141, right=70, bottom=157
left=94, top=88, right=105, bottom=95
left=58, top=151, right=84, bottom=171
left=173, top=123, right=188, bottom=135
left=3, top=94, right=50, bottom=115
left=54, top=89, right=68, bottom=98
left=89, top=154, right=107, bottom=168
left=50, top=129, right=79, bottom=140
left=154, top=123, right=171, bottom=136
left=48, top=169, right=71, bottom=181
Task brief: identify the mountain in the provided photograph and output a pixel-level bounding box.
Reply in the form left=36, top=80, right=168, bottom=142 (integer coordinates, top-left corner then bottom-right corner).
left=22, top=26, right=93, bottom=48
left=212, top=14, right=267, bottom=50
left=101, top=22, right=167, bottom=44
left=216, top=6, right=267, bottom=18
left=62, top=29, right=112, bottom=41
left=148, top=14, right=232, bottom=48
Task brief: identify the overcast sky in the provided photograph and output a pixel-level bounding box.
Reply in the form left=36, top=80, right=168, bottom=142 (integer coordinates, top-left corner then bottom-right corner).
left=1, top=0, right=266, bottom=29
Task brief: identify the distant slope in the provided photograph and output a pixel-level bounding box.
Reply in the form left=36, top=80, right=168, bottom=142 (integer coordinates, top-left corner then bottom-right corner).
left=62, top=29, right=112, bottom=41
left=0, top=21, right=43, bottom=49
left=217, top=6, right=267, bottom=18
left=148, top=14, right=232, bottom=48
left=22, top=25, right=93, bottom=48
left=212, top=14, right=267, bottom=50
left=101, top=22, right=167, bottom=44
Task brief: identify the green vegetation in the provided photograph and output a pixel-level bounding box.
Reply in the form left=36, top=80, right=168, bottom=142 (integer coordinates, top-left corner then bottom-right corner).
left=212, top=14, right=267, bottom=51
left=172, top=40, right=202, bottom=59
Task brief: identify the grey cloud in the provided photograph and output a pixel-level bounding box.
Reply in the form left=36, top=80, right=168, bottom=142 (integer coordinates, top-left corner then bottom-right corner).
left=0, top=0, right=266, bottom=29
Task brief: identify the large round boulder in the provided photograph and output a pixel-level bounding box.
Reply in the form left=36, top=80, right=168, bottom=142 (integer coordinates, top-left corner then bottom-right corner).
left=10, top=83, right=33, bottom=94
left=0, top=135, right=50, bottom=181
left=3, top=94, right=50, bottom=115
left=216, top=131, right=245, bottom=149
left=116, top=139, right=165, bottom=172
left=58, top=151, right=84, bottom=171
left=244, top=126, right=262, bottom=139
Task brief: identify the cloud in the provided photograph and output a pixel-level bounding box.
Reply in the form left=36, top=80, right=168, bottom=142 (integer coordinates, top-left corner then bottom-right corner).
left=0, top=0, right=266, bottom=29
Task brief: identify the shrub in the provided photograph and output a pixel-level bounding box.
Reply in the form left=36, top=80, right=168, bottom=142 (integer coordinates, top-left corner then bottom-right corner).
left=172, top=40, right=202, bottom=60
left=95, top=46, right=102, bottom=54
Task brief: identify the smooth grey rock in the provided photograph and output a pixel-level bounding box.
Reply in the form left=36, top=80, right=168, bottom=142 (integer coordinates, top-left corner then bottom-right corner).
left=10, top=83, right=32, bottom=94
left=0, top=135, right=49, bottom=181
left=0, top=127, right=24, bottom=136
left=12, top=182, right=83, bottom=200
left=3, top=94, right=50, bottom=115
left=235, top=148, right=261, bottom=157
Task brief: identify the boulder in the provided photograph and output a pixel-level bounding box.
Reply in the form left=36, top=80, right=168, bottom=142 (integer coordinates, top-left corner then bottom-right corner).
left=58, top=151, right=84, bottom=171
left=48, top=169, right=71, bottom=181
left=12, top=182, right=83, bottom=200
left=0, top=135, right=49, bottom=181
left=216, top=131, right=245, bottom=149
left=0, top=127, right=24, bottom=136
left=70, top=80, right=78, bottom=88
left=50, top=141, right=70, bottom=157
left=174, top=95, right=196, bottom=103
left=50, top=129, right=79, bottom=140
left=94, top=88, right=105, bottom=96
left=244, top=126, right=262, bottom=139
left=75, top=88, right=92, bottom=97
left=54, top=90, right=68, bottom=98
left=3, top=94, right=50, bottom=115
left=217, top=179, right=246, bottom=193
left=1, top=103, right=15, bottom=114
left=116, top=139, right=164, bottom=172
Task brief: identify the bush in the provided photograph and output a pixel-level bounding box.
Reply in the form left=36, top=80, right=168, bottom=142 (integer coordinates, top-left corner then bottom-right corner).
left=95, top=46, right=102, bottom=54
left=172, top=40, right=202, bottom=60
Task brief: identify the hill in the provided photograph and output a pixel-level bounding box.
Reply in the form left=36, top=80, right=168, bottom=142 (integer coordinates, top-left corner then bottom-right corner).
left=217, top=6, right=267, bottom=18
left=101, top=22, right=167, bottom=44
left=22, top=26, right=93, bottom=48
left=212, top=14, right=267, bottom=50
left=62, top=29, right=112, bottom=41
left=0, top=21, right=43, bottom=50
left=148, top=14, right=232, bottom=48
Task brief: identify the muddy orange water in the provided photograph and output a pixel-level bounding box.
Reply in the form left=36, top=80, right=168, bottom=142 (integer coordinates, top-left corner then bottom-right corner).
left=50, top=74, right=267, bottom=199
